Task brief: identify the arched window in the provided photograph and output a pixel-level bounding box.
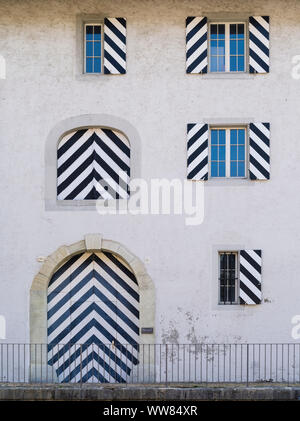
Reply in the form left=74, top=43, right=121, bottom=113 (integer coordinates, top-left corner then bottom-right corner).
left=57, top=127, right=130, bottom=200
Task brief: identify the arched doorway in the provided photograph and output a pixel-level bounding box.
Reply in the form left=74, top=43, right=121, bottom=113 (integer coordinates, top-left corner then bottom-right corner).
left=30, top=234, right=155, bottom=383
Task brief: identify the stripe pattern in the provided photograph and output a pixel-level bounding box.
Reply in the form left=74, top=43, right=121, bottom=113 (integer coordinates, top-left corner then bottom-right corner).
left=57, top=128, right=130, bottom=200
left=239, top=250, right=262, bottom=305
left=249, top=122, right=270, bottom=180
left=186, top=17, right=208, bottom=74
left=104, top=18, right=126, bottom=74
left=187, top=123, right=208, bottom=180
left=249, top=16, right=269, bottom=74
left=47, top=251, right=139, bottom=383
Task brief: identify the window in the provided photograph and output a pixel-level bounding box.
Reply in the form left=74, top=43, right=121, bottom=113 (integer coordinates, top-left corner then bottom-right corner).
left=219, top=252, right=238, bottom=305
left=210, top=127, right=246, bottom=178
left=85, top=24, right=102, bottom=73
left=209, top=22, right=246, bottom=73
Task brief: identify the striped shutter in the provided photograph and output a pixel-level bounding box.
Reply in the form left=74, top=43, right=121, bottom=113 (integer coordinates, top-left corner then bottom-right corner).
left=239, top=250, right=262, bottom=305
left=57, top=128, right=130, bottom=200
left=186, top=17, right=208, bottom=74
left=249, top=122, right=270, bottom=180
left=47, top=251, right=139, bottom=383
left=187, top=123, right=208, bottom=180
left=249, top=16, right=270, bottom=74
left=104, top=18, right=126, bottom=74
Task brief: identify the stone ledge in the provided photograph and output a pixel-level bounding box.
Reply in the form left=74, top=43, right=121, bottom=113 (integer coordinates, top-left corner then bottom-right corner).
left=0, top=383, right=300, bottom=401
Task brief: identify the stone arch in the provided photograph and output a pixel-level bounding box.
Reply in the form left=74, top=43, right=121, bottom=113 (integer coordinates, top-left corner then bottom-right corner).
left=30, top=234, right=155, bottom=346
left=45, top=114, right=142, bottom=210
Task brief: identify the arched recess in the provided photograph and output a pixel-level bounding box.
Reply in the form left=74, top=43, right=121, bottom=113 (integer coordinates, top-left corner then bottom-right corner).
left=30, top=234, right=155, bottom=382
left=45, top=114, right=142, bottom=210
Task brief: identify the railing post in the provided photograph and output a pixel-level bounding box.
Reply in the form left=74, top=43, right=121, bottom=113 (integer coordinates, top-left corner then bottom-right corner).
left=246, top=343, right=249, bottom=386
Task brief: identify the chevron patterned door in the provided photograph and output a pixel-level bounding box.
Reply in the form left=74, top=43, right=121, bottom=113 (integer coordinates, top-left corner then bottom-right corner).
left=47, top=251, right=139, bottom=383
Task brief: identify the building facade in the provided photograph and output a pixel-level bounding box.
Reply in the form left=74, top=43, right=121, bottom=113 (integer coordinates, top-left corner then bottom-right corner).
left=0, top=0, right=300, bottom=382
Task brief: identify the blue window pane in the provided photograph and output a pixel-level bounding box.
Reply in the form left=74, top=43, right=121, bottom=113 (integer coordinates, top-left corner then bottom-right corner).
left=238, top=56, right=244, bottom=71
left=230, top=40, right=236, bottom=55
left=238, top=145, right=245, bottom=160
left=238, top=129, right=245, bottom=144
left=211, top=130, right=218, bottom=144
left=218, top=40, right=225, bottom=55
left=210, top=56, right=218, bottom=72
left=230, top=162, right=237, bottom=177
left=237, top=24, right=244, bottom=38
left=230, top=129, right=237, bottom=145
left=230, top=24, right=236, bottom=37
left=211, top=161, right=218, bottom=177
left=86, top=26, right=93, bottom=40
left=238, top=40, right=244, bottom=55
left=86, top=58, right=93, bottom=73
left=94, top=58, right=101, bottom=73
left=218, top=24, right=225, bottom=39
left=219, top=146, right=225, bottom=160
left=211, top=24, right=218, bottom=39
left=94, top=25, right=101, bottom=40
left=219, top=162, right=226, bottom=177
left=218, top=56, right=225, bottom=72
left=230, top=56, right=237, bottom=71
left=219, top=130, right=226, bottom=144
left=86, top=41, right=93, bottom=56
left=231, top=145, right=237, bottom=160
left=211, top=145, right=218, bottom=160
left=94, top=42, right=101, bottom=57
left=210, top=40, right=218, bottom=55
left=238, top=162, right=245, bottom=177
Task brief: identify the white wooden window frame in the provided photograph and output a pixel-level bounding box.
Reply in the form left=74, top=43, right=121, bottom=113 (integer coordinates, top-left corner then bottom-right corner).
left=218, top=251, right=239, bottom=305
left=209, top=126, right=248, bottom=179
left=84, top=23, right=104, bottom=74
left=208, top=21, right=247, bottom=73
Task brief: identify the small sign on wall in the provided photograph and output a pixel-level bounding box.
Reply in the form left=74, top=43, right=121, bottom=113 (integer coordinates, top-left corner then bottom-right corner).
left=0, top=315, right=6, bottom=339
left=141, top=327, right=154, bottom=334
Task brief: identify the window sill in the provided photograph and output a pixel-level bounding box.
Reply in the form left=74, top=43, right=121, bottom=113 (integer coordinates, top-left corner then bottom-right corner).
left=45, top=199, right=128, bottom=211
left=202, top=72, right=255, bottom=80
left=206, top=178, right=254, bottom=187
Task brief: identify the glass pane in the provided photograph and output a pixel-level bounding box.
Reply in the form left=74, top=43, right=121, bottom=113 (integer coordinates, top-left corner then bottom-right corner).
left=94, top=58, right=101, bottom=73
left=231, top=145, right=237, bottom=160
left=211, top=145, right=218, bottom=160
left=210, top=40, right=218, bottom=55
left=218, top=39, right=225, bottom=55
left=94, top=41, right=101, bottom=57
left=86, top=25, right=93, bottom=40
left=86, top=57, right=93, bottom=73
left=219, top=130, right=226, bottom=144
left=238, top=161, right=245, bottom=177
left=210, top=24, right=218, bottom=39
left=238, top=129, right=245, bottom=144
left=238, top=56, right=244, bottom=71
left=86, top=41, right=93, bottom=57
left=218, top=56, right=225, bottom=72
left=211, top=161, right=218, bottom=177
left=230, top=129, right=237, bottom=144
left=230, top=161, right=237, bottom=177
left=230, top=24, right=236, bottom=37
left=230, top=40, right=237, bottom=55
left=210, top=56, right=218, bottom=72
left=211, top=130, right=218, bottom=144
left=238, top=24, right=244, bottom=38
left=238, top=145, right=245, bottom=160
left=238, top=39, right=244, bottom=55
left=230, top=56, right=237, bottom=71
left=94, top=25, right=101, bottom=40
left=219, top=162, right=225, bottom=177
left=218, top=24, right=225, bottom=38
left=219, top=146, right=225, bottom=161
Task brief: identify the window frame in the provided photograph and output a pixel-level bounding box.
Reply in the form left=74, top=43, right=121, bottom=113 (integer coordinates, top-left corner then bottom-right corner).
left=208, top=20, right=248, bottom=74
left=218, top=251, right=239, bottom=305
left=83, top=22, right=104, bottom=74
left=209, top=126, right=248, bottom=179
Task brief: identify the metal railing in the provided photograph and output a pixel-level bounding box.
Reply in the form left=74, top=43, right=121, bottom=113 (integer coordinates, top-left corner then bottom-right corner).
left=1, top=343, right=300, bottom=385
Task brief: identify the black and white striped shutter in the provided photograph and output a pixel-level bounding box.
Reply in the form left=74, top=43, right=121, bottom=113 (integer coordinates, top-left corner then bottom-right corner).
left=249, top=122, right=270, bottom=180
left=239, top=250, right=262, bottom=305
left=249, top=16, right=269, bottom=74
left=187, top=123, right=208, bottom=180
left=104, top=18, right=126, bottom=74
left=186, top=17, right=208, bottom=74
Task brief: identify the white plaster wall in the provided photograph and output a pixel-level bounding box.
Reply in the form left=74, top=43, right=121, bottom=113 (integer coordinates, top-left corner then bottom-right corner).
left=0, top=0, right=300, bottom=344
